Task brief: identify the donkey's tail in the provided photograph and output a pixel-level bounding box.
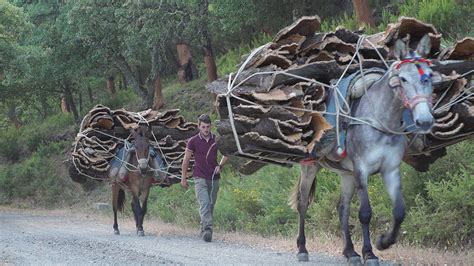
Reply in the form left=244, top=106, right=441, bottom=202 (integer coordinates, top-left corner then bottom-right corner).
left=289, top=176, right=316, bottom=211
left=117, top=188, right=125, bottom=212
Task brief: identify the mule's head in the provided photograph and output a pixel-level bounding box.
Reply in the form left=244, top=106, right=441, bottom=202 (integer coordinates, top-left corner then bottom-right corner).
left=130, top=127, right=151, bottom=175
left=389, top=35, right=440, bottom=134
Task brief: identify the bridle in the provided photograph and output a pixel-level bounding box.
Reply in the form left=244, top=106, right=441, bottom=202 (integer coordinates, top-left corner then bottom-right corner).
left=390, top=57, right=434, bottom=110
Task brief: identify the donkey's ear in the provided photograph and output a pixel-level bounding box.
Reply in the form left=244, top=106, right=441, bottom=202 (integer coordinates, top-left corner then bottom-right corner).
left=416, top=35, right=431, bottom=57
left=394, top=39, right=408, bottom=60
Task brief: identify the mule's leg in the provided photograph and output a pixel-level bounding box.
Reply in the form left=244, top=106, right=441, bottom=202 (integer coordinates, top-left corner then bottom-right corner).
left=137, top=186, right=150, bottom=237
left=376, top=168, right=405, bottom=250
left=338, top=174, right=361, bottom=264
left=131, top=195, right=145, bottom=236
left=112, top=183, right=120, bottom=235
left=354, top=169, right=378, bottom=264
left=295, top=164, right=320, bottom=262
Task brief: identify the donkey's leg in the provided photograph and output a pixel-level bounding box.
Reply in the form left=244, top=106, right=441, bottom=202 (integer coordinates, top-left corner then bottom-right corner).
left=338, top=174, right=361, bottom=264
left=376, top=168, right=405, bottom=250
left=295, top=164, right=320, bottom=262
left=112, top=183, right=120, bottom=235
left=354, top=169, right=378, bottom=264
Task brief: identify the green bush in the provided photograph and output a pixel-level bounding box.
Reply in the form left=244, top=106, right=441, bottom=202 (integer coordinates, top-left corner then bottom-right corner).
left=216, top=33, right=272, bottom=77
left=0, top=140, right=74, bottom=206
left=19, top=113, right=74, bottom=153
left=403, top=168, right=473, bottom=247
left=100, top=88, right=140, bottom=110
left=0, top=127, right=21, bottom=161
left=397, top=0, right=472, bottom=39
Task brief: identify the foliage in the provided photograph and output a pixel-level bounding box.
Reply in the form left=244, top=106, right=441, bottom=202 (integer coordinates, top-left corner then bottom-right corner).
left=397, top=0, right=473, bottom=39
left=0, top=127, right=21, bottom=161
left=215, top=33, right=272, bottom=76
left=20, top=113, right=75, bottom=152
left=403, top=168, right=473, bottom=247
left=0, top=0, right=472, bottom=250
left=0, top=141, right=73, bottom=206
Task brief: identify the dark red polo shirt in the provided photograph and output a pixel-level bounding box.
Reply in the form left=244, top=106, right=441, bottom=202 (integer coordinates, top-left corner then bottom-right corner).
left=186, top=133, right=220, bottom=180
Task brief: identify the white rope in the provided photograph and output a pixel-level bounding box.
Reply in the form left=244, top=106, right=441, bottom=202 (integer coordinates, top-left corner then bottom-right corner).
left=127, top=111, right=197, bottom=183
left=132, top=112, right=173, bottom=168
left=221, top=33, right=436, bottom=163
left=76, top=132, right=139, bottom=171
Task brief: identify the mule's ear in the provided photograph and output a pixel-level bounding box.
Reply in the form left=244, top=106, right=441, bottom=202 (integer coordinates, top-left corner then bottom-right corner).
left=394, top=39, right=408, bottom=60
left=416, top=34, right=431, bottom=57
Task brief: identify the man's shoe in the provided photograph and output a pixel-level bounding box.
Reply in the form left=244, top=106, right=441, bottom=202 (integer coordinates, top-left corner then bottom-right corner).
left=202, top=229, right=212, bottom=242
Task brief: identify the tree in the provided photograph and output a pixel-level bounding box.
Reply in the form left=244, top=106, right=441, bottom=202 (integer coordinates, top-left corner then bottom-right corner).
left=67, top=1, right=190, bottom=109
left=352, top=0, right=375, bottom=28
left=198, top=0, right=217, bottom=82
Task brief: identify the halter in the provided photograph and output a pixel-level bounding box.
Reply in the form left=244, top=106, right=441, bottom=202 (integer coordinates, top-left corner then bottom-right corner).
left=392, top=56, right=433, bottom=110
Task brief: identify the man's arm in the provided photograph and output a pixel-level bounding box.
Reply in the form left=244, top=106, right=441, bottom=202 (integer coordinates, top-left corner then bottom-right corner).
left=219, top=156, right=229, bottom=167
left=215, top=156, right=229, bottom=175
left=181, top=148, right=193, bottom=189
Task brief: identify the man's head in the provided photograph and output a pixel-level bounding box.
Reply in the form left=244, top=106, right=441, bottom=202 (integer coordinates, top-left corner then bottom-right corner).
left=198, top=114, right=211, bottom=137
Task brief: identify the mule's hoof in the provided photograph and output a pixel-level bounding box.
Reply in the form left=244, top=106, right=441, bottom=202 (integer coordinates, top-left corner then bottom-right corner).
left=137, top=230, right=145, bottom=237
left=297, top=252, right=309, bottom=262
left=114, top=230, right=120, bottom=235
left=364, top=258, right=380, bottom=266
left=348, top=256, right=362, bottom=266
left=375, top=234, right=392, bottom=250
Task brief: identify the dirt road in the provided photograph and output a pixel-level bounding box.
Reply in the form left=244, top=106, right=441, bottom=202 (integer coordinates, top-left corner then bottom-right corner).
left=0, top=209, right=352, bottom=265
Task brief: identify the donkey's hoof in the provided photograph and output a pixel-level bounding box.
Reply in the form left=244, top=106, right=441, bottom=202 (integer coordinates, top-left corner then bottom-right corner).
left=375, top=234, right=393, bottom=250
left=348, top=256, right=362, bottom=266
left=114, top=229, right=120, bottom=235
left=137, top=230, right=145, bottom=237
left=297, top=252, right=309, bottom=262
left=364, top=258, right=380, bottom=266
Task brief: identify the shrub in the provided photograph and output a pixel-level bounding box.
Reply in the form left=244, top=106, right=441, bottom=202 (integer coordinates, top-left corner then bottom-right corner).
left=19, top=113, right=74, bottom=153
left=397, top=0, right=472, bottom=39
left=0, top=127, right=21, bottom=161
left=403, top=168, right=473, bottom=247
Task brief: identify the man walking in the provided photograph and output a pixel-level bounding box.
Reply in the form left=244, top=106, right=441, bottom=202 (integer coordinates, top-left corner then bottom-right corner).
left=181, top=114, right=228, bottom=242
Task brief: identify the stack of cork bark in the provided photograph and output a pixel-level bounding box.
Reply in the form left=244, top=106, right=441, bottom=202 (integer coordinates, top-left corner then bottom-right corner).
left=68, top=105, right=198, bottom=186
left=207, top=16, right=473, bottom=174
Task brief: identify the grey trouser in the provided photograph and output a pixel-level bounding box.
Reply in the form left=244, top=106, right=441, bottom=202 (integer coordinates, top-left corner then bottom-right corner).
left=194, top=177, right=219, bottom=232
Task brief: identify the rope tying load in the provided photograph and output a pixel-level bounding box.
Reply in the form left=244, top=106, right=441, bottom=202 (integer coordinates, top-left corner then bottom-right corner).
left=68, top=105, right=198, bottom=185
left=207, top=16, right=474, bottom=174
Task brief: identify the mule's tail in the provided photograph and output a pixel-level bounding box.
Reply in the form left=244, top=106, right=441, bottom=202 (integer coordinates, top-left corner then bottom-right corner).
left=289, top=177, right=317, bottom=211
left=117, top=188, right=125, bottom=212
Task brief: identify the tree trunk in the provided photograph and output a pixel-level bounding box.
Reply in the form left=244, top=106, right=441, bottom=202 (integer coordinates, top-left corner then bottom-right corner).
left=145, top=43, right=165, bottom=110
left=87, top=86, right=93, bottom=103
left=60, top=94, right=69, bottom=113
left=198, top=0, right=218, bottom=83
left=302, top=0, right=311, bottom=16
left=78, top=92, right=83, bottom=113
left=106, top=75, right=116, bottom=95
left=121, top=74, right=127, bottom=90
left=352, top=0, right=375, bottom=28
left=176, top=42, right=198, bottom=82
left=114, top=54, right=147, bottom=100
left=64, top=81, right=79, bottom=122
left=7, top=104, right=22, bottom=129
left=204, top=54, right=217, bottom=82
left=151, top=74, right=164, bottom=110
